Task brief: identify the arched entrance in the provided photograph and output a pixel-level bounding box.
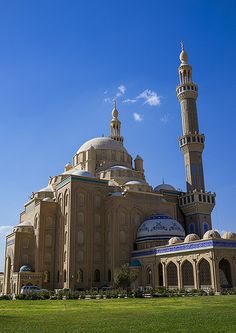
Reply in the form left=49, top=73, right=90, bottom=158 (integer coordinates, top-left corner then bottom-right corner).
left=219, top=259, right=232, bottom=288
left=182, top=260, right=194, bottom=288
left=198, top=259, right=211, bottom=288
left=167, top=262, right=178, bottom=288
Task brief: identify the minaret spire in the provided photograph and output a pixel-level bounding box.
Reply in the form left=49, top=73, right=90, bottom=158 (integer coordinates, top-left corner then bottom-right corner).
left=177, top=43, right=203, bottom=191
left=110, top=99, right=123, bottom=144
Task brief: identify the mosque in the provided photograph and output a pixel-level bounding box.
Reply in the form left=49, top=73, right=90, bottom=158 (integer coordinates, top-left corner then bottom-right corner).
left=1, top=45, right=236, bottom=294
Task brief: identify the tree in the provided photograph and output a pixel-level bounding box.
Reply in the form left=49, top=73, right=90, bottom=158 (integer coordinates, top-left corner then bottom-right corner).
left=114, top=264, right=137, bottom=289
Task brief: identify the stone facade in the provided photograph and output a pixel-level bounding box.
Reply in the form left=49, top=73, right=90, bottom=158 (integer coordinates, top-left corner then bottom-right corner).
left=2, top=45, right=236, bottom=294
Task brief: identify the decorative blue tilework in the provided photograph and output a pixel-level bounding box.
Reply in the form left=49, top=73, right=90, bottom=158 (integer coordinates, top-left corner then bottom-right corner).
left=132, top=239, right=236, bottom=258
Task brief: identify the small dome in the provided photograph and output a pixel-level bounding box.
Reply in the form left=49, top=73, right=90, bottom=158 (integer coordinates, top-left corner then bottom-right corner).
left=125, top=180, right=146, bottom=186
left=136, top=214, right=185, bottom=243
left=180, top=50, right=188, bottom=64
left=42, top=197, right=54, bottom=202
left=168, top=237, right=182, bottom=245
left=72, top=170, right=95, bottom=178
left=222, top=232, right=236, bottom=240
left=39, top=185, right=53, bottom=192
left=154, top=184, right=176, bottom=192
left=13, top=221, right=34, bottom=233
left=130, top=259, right=142, bottom=267
left=203, top=230, right=221, bottom=240
left=76, top=137, right=128, bottom=154
left=15, top=221, right=33, bottom=228
left=184, top=233, right=200, bottom=242
left=19, top=265, right=32, bottom=272
left=108, top=165, right=130, bottom=171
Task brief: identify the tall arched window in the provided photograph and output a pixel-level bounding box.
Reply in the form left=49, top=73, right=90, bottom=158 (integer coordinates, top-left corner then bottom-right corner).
left=94, top=269, right=100, bottom=282
left=199, top=259, right=211, bottom=287
left=189, top=223, right=195, bottom=234
left=108, top=269, right=111, bottom=282
left=167, top=262, right=178, bottom=287
left=158, top=263, right=163, bottom=287
left=77, top=269, right=83, bottom=283
left=146, top=268, right=152, bottom=286
left=182, top=261, right=194, bottom=287
left=63, top=269, right=66, bottom=282
left=219, top=259, right=232, bottom=288
left=203, top=222, right=209, bottom=234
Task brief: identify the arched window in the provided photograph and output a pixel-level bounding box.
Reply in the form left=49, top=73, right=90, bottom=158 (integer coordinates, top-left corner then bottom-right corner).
left=44, top=271, right=50, bottom=283
left=108, top=269, right=111, bottom=282
left=63, top=270, right=66, bottom=282
left=189, top=223, right=195, bottom=234
left=158, top=263, right=163, bottom=287
left=219, top=259, right=232, bottom=288
left=146, top=268, right=152, bottom=286
left=203, top=223, right=209, bottom=234
left=94, top=269, right=100, bottom=282
left=65, top=192, right=69, bottom=207
left=199, top=259, right=211, bottom=287
left=77, top=269, right=83, bottom=283
left=167, top=262, right=178, bottom=287
left=182, top=261, right=194, bottom=287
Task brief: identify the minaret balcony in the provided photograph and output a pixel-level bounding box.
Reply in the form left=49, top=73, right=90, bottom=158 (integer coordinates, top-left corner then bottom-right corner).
left=178, top=191, right=216, bottom=214
left=179, top=133, right=204, bottom=150
left=176, top=83, right=198, bottom=100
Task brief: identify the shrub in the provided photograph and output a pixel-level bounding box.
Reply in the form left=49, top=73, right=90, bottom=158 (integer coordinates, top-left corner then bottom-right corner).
left=0, top=294, right=12, bottom=300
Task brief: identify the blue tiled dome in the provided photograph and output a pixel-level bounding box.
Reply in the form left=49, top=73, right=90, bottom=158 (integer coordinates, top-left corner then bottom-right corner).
left=19, top=265, right=32, bottom=272
left=136, top=214, right=185, bottom=243
left=130, top=259, right=142, bottom=267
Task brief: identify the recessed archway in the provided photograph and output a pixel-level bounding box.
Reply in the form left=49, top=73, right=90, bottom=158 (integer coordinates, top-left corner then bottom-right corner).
left=182, top=260, right=194, bottom=288
left=219, top=259, right=232, bottom=288
left=167, top=262, right=178, bottom=288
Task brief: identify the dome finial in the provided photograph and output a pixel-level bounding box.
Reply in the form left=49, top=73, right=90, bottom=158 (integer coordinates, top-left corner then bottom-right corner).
left=112, top=97, right=118, bottom=118
left=179, top=41, right=188, bottom=64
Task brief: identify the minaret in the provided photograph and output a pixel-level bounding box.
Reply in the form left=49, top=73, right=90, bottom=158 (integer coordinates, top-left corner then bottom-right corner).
left=110, top=99, right=123, bottom=144
left=176, top=42, right=215, bottom=237
left=177, top=42, right=205, bottom=192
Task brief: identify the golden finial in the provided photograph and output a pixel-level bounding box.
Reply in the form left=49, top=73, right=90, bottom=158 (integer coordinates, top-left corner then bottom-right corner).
left=181, top=41, right=184, bottom=51
left=112, top=98, right=118, bottom=118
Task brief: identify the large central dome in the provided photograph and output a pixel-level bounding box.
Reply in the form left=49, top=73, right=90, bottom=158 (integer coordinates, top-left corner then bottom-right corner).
left=76, top=137, right=128, bottom=154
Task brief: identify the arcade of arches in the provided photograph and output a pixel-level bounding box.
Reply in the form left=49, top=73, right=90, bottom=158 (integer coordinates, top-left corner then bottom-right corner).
left=131, top=250, right=236, bottom=292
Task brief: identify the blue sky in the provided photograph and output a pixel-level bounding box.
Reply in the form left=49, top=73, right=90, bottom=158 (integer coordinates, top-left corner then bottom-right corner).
left=0, top=0, right=235, bottom=270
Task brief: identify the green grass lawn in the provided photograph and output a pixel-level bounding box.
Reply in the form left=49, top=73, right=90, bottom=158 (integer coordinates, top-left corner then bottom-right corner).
left=0, top=296, right=236, bottom=333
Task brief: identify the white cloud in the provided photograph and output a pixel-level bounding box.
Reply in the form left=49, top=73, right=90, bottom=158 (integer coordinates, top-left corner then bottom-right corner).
left=133, top=112, right=143, bottom=122
left=116, top=84, right=126, bottom=97
left=137, top=89, right=161, bottom=106
left=103, top=97, right=112, bottom=104
left=0, top=225, right=13, bottom=236
left=122, top=98, right=137, bottom=104
left=104, top=90, right=108, bottom=95
left=160, top=114, right=169, bottom=124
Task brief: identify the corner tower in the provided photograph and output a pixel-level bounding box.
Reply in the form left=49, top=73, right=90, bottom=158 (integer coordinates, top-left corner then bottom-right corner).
left=110, top=100, right=123, bottom=144
left=176, top=42, right=215, bottom=237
